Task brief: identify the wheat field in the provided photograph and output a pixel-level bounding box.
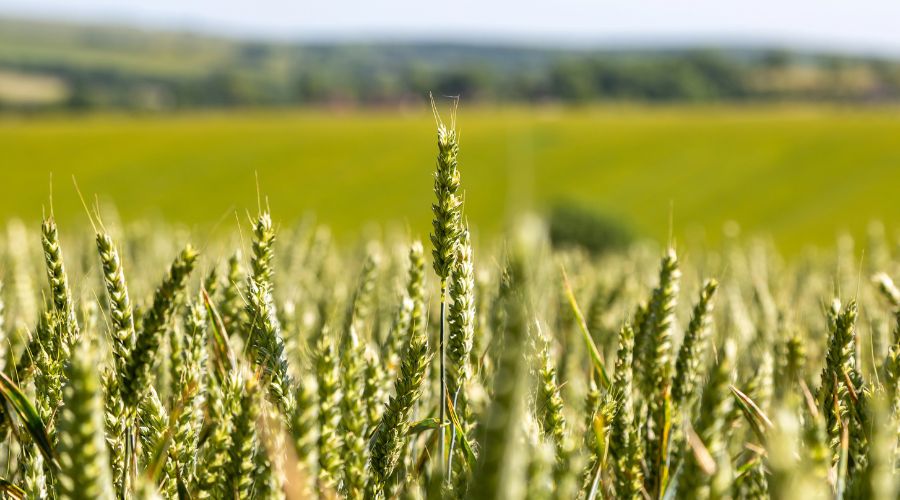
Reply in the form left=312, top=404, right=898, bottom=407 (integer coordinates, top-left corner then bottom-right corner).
left=0, top=104, right=898, bottom=499
left=2, top=105, right=900, bottom=252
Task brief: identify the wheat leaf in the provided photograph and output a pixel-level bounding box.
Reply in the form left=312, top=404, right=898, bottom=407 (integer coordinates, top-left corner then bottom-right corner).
left=0, top=371, right=55, bottom=465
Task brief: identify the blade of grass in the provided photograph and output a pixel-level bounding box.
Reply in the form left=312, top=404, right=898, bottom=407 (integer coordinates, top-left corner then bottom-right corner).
left=202, top=288, right=236, bottom=381
left=684, top=423, right=716, bottom=477
left=560, top=266, right=610, bottom=389
left=0, top=371, right=54, bottom=465
left=408, top=417, right=443, bottom=437
left=145, top=381, right=191, bottom=483
left=835, top=415, right=849, bottom=499
left=656, top=388, right=674, bottom=499
left=445, top=390, right=476, bottom=470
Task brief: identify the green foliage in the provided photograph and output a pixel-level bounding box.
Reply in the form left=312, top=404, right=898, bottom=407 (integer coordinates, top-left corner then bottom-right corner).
left=547, top=201, right=633, bottom=256
left=4, top=108, right=900, bottom=255
left=6, top=20, right=900, bottom=111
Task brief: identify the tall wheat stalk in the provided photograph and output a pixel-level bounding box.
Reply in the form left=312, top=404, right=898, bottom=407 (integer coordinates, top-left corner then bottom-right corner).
left=430, top=95, right=463, bottom=474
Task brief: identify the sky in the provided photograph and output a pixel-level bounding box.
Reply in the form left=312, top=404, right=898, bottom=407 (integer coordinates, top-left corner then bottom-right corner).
left=3, top=0, right=900, bottom=54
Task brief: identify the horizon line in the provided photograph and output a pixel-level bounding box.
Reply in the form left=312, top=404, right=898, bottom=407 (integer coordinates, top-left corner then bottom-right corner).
left=3, top=10, right=900, bottom=60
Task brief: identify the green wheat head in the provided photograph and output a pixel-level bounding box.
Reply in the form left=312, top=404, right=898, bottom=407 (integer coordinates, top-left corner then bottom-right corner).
left=609, top=323, right=644, bottom=498
left=315, top=336, right=343, bottom=493
left=226, top=374, right=262, bottom=499
left=121, top=244, right=198, bottom=410
left=448, top=227, right=476, bottom=405
left=250, top=211, right=276, bottom=287
left=672, top=279, right=719, bottom=406
left=245, top=278, right=296, bottom=420
left=430, top=106, right=463, bottom=284
left=41, top=216, right=80, bottom=350
left=56, top=337, right=115, bottom=500
left=369, top=241, right=431, bottom=495
left=220, top=251, right=244, bottom=334
left=679, top=339, right=736, bottom=499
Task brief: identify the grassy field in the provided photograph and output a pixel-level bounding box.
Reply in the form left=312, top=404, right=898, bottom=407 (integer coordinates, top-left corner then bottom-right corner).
left=1, top=105, right=898, bottom=252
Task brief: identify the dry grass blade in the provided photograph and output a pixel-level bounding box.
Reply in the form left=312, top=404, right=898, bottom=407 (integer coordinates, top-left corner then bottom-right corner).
left=0, top=479, right=25, bottom=500
left=586, top=460, right=602, bottom=500
left=684, top=423, right=717, bottom=477
left=730, top=385, right=774, bottom=443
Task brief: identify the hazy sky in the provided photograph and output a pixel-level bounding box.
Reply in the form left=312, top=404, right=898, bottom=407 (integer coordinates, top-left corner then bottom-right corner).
left=4, top=0, right=900, bottom=53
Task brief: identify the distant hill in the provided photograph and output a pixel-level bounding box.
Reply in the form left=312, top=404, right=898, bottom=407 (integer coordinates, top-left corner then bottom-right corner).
left=3, top=17, right=900, bottom=111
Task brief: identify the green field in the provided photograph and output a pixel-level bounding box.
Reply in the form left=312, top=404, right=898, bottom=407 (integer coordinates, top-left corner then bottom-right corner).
left=1, top=105, right=898, bottom=252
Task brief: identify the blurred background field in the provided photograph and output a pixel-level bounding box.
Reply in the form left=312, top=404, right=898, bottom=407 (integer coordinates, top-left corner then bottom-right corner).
left=3, top=104, right=899, bottom=252
left=1, top=13, right=899, bottom=252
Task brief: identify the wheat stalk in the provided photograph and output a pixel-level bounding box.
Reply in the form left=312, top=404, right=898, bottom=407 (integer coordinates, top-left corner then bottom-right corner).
left=430, top=97, right=463, bottom=472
